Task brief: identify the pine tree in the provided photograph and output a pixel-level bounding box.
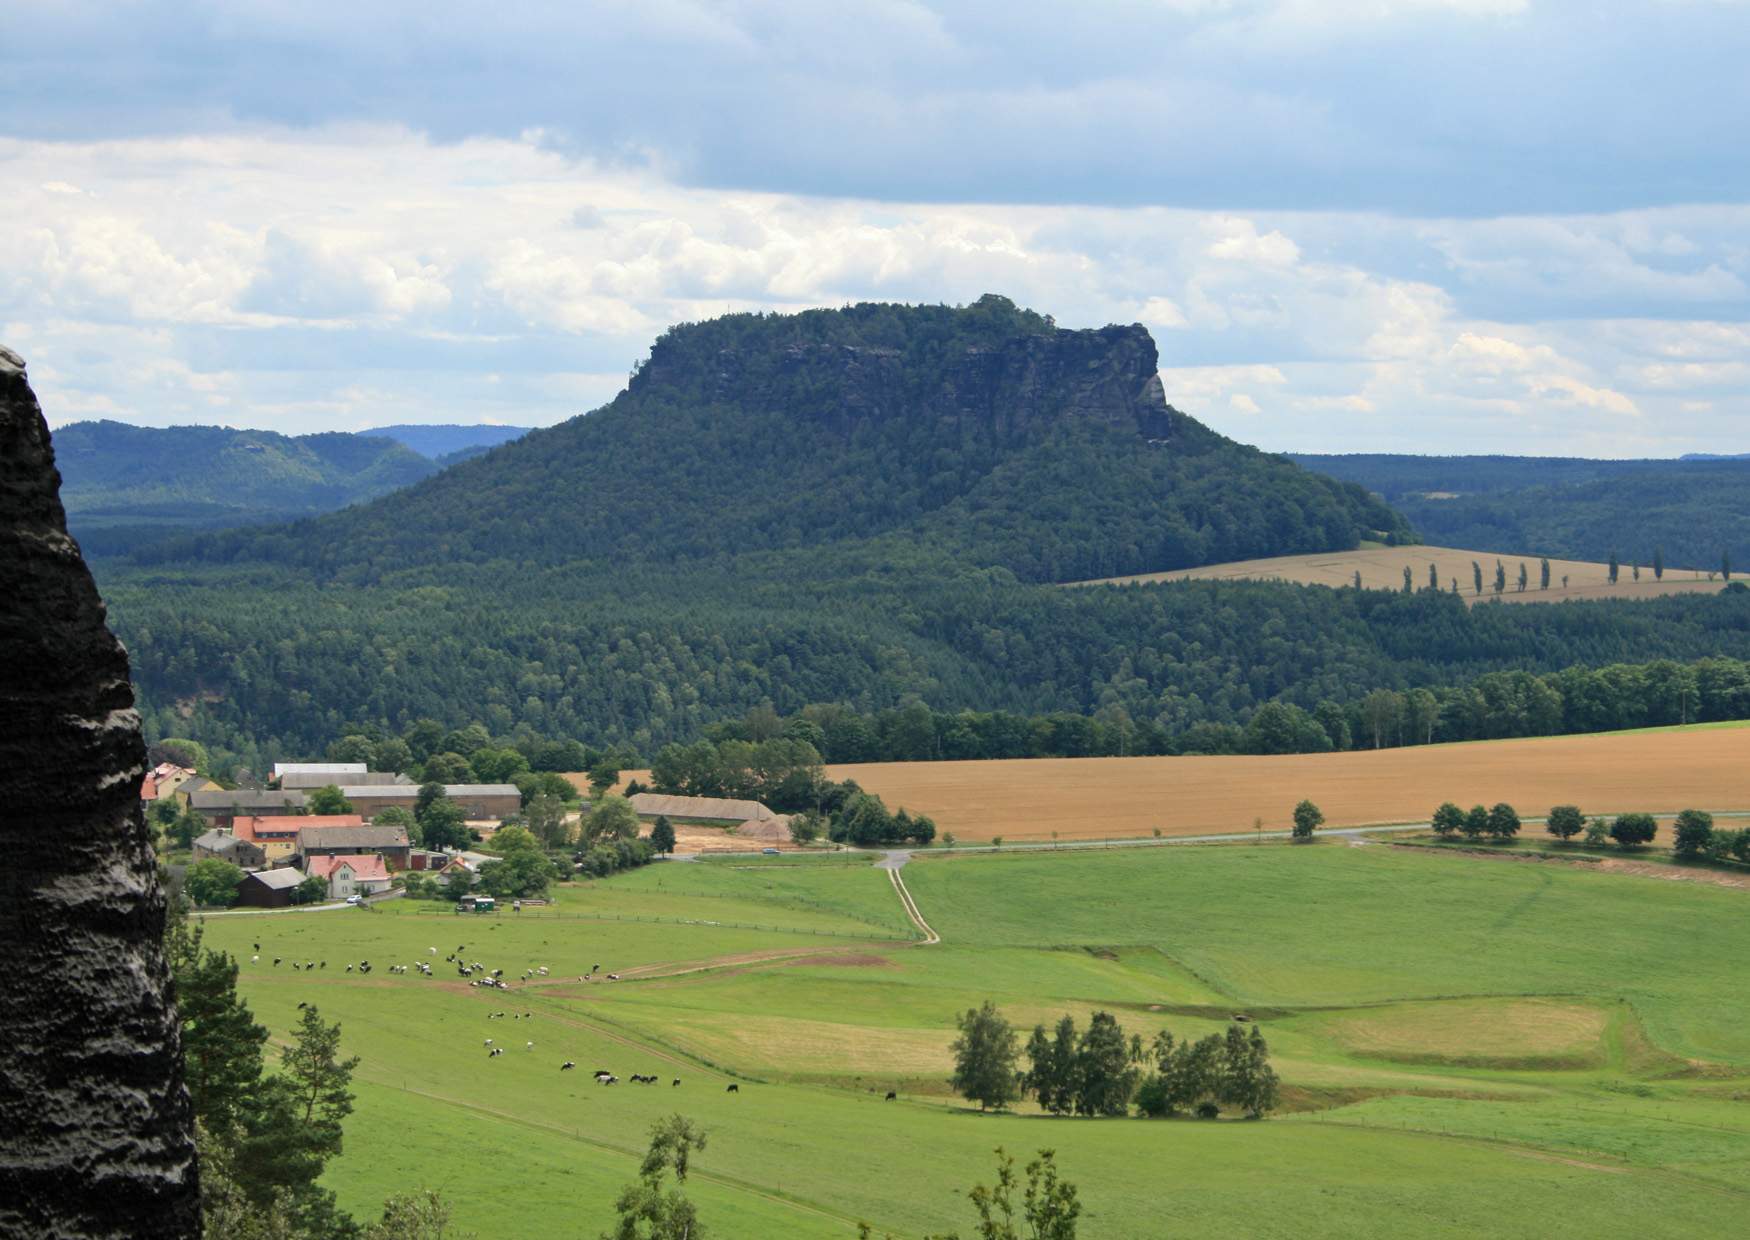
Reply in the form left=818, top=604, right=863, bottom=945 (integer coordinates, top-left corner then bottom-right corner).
left=1654, top=546, right=1665, bottom=580
left=1428, top=562, right=1438, bottom=592
left=650, top=814, right=677, bottom=855
left=1473, top=561, right=1483, bottom=595
left=1517, top=562, right=1528, bottom=592
left=166, top=916, right=268, bottom=1132
left=1608, top=551, right=1620, bottom=584
left=1540, top=557, right=1550, bottom=590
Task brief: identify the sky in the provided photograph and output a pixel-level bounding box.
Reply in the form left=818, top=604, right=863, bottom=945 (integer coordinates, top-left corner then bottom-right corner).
left=4, top=1, right=1749, bottom=455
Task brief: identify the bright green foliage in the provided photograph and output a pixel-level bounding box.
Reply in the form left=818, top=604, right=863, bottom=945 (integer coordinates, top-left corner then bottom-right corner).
left=1073, top=1012, right=1137, bottom=1117
left=584, top=795, right=640, bottom=844
left=1610, top=813, right=1658, bottom=849
left=603, top=1115, right=708, bottom=1240
left=364, top=1190, right=467, bottom=1240
left=167, top=807, right=206, bottom=849
left=524, top=792, right=570, bottom=848
left=186, top=857, right=246, bottom=907
left=930, top=1148, right=1080, bottom=1240
left=416, top=786, right=469, bottom=851
left=1024, top=1017, right=1081, bottom=1117
left=950, top=1001, right=1021, bottom=1112
left=293, top=876, right=327, bottom=906
left=306, top=784, right=353, bottom=816
left=1547, top=805, right=1586, bottom=841
left=1431, top=802, right=1465, bottom=838
left=1291, top=799, right=1324, bottom=839
left=1672, top=809, right=1715, bottom=860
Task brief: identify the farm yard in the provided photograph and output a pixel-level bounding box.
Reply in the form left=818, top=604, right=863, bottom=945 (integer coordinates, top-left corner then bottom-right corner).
left=198, top=839, right=1750, bottom=1238
left=1067, top=543, right=1724, bottom=605
left=824, top=722, right=1750, bottom=843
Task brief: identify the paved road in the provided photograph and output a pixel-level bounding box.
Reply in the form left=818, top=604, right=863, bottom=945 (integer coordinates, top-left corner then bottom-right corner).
left=198, top=890, right=403, bottom=917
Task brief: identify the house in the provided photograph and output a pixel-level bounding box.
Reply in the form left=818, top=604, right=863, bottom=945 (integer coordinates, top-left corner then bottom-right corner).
left=171, top=775, right=222, bottom=810
left=628, top=792, right=783, bottom=827
left=278, top=770, right=413, bottom=790
left=142, top=762, right=196, bottom=806
left=272, top=761, right=367, bottom=783
left=192, top=829, right=267, bottom=870
left=236, top=868, right=306, bottom=909
left=343, top=783, right=521, bottom=822
left=189, top=787, right=306, bottom=828
left=297, top=824, right=412, bottom=870
left=234, top=814, right=366, bottom=863
left=304, top=853, right=392, bottom=900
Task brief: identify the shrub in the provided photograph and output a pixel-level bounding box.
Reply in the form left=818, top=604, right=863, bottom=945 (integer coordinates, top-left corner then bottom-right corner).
left=1672, top=809, right=1715, bottom=861
left=1546, top=805, right=1585, bottom=842
left=1609, top=813, right=1658, bottom=850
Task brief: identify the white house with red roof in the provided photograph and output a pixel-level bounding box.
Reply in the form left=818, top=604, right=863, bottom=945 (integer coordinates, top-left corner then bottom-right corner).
left=303, top=853, right=392, bottom=900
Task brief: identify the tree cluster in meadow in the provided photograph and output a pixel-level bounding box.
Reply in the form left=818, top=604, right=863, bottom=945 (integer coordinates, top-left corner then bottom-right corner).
left=950, top=1002, right=1278, bottom=1121
left=1427, top=801, right=1750, bottom=864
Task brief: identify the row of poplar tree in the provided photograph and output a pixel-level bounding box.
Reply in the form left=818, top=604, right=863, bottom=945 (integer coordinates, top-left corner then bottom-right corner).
left=950, top=1002, right=1280, bottom=1120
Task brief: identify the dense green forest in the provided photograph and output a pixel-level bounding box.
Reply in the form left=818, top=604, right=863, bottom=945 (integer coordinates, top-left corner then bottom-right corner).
left=86, top=300, right=1750, bottom=774
left=355, top=423, right=530, bottom=461
left=55, top=420, right=444, bottom=555
left=1294, top=453, right=1750, bottom=569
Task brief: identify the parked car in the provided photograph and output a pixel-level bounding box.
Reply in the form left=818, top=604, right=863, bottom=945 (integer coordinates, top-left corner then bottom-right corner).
left=761, top=848, right=780, bottom=855
left=345, top=894, right=362, bottom=906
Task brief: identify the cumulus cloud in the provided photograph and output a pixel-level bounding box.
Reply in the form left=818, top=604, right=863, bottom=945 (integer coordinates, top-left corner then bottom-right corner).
left=0, top=124, right=1746, bottom=454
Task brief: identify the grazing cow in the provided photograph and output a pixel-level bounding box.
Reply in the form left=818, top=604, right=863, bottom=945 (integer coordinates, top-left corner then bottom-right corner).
left=250, top=955, right=259, bottom=963
left=606, top=973, right=620, bottom=981
left=253, top=943, right=260, bottom=951
left=293, top=962, right=302, bottom=971
left=346, top=964, right=354, bottom=973
left=884, top=1091, right=896, bottom=1101
left=484, top=1039, right=494, bottom=1047
left=273, top=958, right=281, bottom=966
left=725, top=1084, right=739, bottom=1093
left=526, top=1042, right=534, bottom=1051
left=297, top=1002, right=308, bottom=1010
left=561, top=1062, right=576, bottom=1071
left=319, top=961, right=326, bottom=969
left=672, top=1079, right=681, bottom=1087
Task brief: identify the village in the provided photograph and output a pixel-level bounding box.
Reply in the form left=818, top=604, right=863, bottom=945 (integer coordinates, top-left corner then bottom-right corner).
left=142, top=759, right=797, bottom=909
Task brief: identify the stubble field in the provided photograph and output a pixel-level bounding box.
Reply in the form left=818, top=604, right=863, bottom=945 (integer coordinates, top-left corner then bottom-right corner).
left=1066, top=543, right=1722, bottom=604
left=825, top=723, right=1750, bottom=842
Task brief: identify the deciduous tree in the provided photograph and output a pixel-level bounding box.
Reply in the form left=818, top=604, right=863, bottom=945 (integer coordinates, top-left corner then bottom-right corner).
left=951, top=1001, right=1021, bottom=1112
left=1546, top=805, right=1585, bottom=842
left=1291, top=799, right=1324, bottom=840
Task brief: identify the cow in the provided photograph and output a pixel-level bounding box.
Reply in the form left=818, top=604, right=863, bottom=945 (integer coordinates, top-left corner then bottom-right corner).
left=672, top=1079, right=681, bottom=1087
left=725, top=1084, right=739, bottom=1093
left=884, top=1091, right=897, bottom=1101
left=561, top=1062, right=576, bottom=1071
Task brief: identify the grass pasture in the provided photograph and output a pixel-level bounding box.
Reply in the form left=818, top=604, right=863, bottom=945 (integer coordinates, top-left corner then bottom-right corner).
left=1065, top=543, right=1723, bottom=605
left=824, top=722, right=1750, bottom=842
left=198, top=842, right=1750, bottom=1238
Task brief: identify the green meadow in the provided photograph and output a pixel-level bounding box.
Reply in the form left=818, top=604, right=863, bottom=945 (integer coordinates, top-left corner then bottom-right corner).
left=199, top=845, right=1750, bottom=1238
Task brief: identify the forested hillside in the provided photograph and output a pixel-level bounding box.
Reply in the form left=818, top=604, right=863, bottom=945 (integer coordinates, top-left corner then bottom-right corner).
left=88, top=299, right=1750, bottom=775
left=1295, top=453, right=1750, bottom=570
left=54, top=420, right=442, bottom=555
left=164, top=297, right=1406, bottom=583
left=357, top=423, right=531, bottom=461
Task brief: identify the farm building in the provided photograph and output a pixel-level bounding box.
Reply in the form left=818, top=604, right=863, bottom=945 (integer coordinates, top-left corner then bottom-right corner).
left=141, top=762, right=196, bottom=807
left=189, top=787, right=306, bottom=828
left=297, top=824, right=412, bottom=869
left=272, top=761, right=366, bottom=782
left=235, top=814, right=367, bottom=863
left=628, top=792, right=783, bottom=827
left=169, top=774, right=221, bottom=809
left=278, top=769, right=413, bottom=790
left=343, top=783, right=520, bottom=821
left=235, top=867, right=305, bottom=909
left=304, top=853, right=391, bottom=900
left=192, top=829, right=266, bottom=870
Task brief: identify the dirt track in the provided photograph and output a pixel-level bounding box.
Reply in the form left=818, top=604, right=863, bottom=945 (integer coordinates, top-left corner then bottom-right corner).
left=825, top=727, right=1750, bottom=842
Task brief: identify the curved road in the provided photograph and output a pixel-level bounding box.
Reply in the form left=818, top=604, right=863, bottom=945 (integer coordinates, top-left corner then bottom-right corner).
left=877, top=851, right=939, bottom=944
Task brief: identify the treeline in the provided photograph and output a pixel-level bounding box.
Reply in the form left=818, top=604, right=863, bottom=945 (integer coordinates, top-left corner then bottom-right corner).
left=951, top=1001, right=1279, bottom=1120
left=1292, top=453, right=1750, bottom=574
left=647, top=736, right=937, bottom=846
left=1426, top=800, right=1750, bottom=864
left=693, top=654, right=1750, bottom=764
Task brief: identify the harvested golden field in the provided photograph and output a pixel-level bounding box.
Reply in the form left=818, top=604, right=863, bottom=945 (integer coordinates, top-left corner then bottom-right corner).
left=1067, top=543, right=1724, bottom=605
left=825, top=725, right=1750, bottom=841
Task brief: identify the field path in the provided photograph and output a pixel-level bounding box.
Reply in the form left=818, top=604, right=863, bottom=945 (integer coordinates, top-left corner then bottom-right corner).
left=877, top=852, right=940, bottom=945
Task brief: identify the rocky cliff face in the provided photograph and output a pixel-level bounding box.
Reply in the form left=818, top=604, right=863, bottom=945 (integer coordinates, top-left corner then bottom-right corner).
left=645, top=312, right=1178, bottom=443
left=0, top=346, right=200, bottom=1238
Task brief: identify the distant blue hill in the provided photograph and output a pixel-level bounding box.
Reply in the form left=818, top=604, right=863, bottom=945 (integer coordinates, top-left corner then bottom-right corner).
left=356, top=423, right=531, bottom=460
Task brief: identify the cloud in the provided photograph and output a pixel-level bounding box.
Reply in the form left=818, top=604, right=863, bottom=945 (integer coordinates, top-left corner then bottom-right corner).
left=5, top=2, right=1750, bottom=215
left=0, top=125, right=1746, bottom=455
